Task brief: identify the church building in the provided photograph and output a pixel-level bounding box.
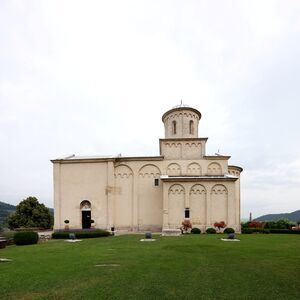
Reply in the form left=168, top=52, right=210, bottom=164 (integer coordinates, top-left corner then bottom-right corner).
left=52, top=105, right=242, bottom=233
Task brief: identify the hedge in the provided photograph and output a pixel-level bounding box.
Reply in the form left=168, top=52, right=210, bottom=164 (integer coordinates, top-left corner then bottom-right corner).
left=242, top=228, right=268, bottom=234
left=52, top=230, right=111, bottom=239
left=206, top=228, right=216, bottom=234
left=14, top=231, right=39, bottom=245
left=269, top=229, right=300, bottom=234
left=191, top=228, right=201, bottom=234
left=242, top=228, right=300, bottom=234
left=224, top=227, right=235, bottom=234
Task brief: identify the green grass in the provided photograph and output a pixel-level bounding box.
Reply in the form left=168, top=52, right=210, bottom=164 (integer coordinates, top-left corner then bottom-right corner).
left=0, top=234, right=299, bottom=299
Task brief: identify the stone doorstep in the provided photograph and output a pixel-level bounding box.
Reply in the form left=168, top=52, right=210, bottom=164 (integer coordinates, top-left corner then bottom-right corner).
left=161, top=229, right=182, bottom=236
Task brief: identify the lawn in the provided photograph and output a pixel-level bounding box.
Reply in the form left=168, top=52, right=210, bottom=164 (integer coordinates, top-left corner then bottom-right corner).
left=0, top=234, right=299, bottom=300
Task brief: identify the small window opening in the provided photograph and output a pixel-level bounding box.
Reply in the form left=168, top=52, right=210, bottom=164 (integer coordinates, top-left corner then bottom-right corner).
left=185, top=208, right=190, bottom=218
left=154, top=178, right=159, bottom=186
left=172, top=120, right=177, bottom=134
left=189, top=120, right=194, bottom=134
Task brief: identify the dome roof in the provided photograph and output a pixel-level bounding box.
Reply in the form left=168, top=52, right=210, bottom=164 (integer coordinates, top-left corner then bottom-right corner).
left=162, top=105, right=201, bottom=122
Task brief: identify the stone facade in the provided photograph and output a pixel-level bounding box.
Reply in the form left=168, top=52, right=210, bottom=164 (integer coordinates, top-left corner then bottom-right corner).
left=52, top=105, right=242, bottom=232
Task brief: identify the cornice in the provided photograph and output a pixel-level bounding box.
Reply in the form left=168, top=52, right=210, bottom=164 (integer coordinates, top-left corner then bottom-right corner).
left=162, top=107, right=201, bottom=121
left=160, top=175, right=238, bottom=182
left=51, top=156, right=164, bottom=164
left=159, top=138, right=208, bottom=142
left=203, top=155, right=231, bottom=160
left=228, top=165, right=243, bottom=172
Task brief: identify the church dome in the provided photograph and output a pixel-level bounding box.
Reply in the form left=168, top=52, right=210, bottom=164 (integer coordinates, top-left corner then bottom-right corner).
left=162, top=105, right=201, bottom=139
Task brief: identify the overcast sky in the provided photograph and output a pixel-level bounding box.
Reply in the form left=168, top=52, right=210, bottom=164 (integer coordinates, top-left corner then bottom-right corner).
left=1, top=0, right=299, bottom=219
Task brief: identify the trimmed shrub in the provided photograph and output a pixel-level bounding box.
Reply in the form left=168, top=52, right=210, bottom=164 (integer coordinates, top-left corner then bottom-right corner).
left=206, top=228, right=216, bottom=234
left=14, top=231, right=39, bottom=245
left=52, top=232, right=70, bottom=239
left=242, top=228, right=254, bottom=234
left=242, top=228, right=271, bottom=234
left=191, top=228, right=201, bottom=234
left=269, top=229, right=300, bottom=234
left=224, top=227, right=235, bottom=234
left=52, top=230, right=111, bottom=239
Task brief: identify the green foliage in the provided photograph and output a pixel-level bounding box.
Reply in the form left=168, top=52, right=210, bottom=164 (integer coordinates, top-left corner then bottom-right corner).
left=191, top=228, right=201, bottom=234
left=51, top=232, right=73, bottom=239
left=0, top=201, right=16, bottom=227
left=269, top=229, right=300, bottom=234
left=242, top=219, right=295, bottom=230
left=1, top=235, right=300, bottom=299
left=214, top=221, right=226, bottom=232
left=52, top=230, right=110, bottom=239
left=242, top=228, right=271, bottom=234
left=181, top=220, right=192, bottom=233
left=224, top=227, right=235, bottom=234
left=7, top=197, right=53, bottom=230
left=206, top=227, right=216, bottom=234
left=14, top=231, right=39, bottom=245
left=264, top=219, right=291, bottom=229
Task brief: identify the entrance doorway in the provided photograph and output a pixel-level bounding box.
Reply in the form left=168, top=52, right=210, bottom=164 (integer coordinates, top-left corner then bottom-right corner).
left=80, top=200, right=92, bottom=229
left=82, top=210, right=91, bottom=229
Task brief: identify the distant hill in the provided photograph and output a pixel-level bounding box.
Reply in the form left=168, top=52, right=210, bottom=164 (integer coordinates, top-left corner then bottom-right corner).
left=0, top=201, right=54, bottom=227
left=255, top=210, right=300, bottom=222
left=0, top=201, right=16, bottom=225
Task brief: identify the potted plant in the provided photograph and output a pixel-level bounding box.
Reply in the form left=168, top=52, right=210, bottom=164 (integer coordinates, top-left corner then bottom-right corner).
left=214, top=221, right=226, bottom=233
left=90, top=219, right=95, bottom=229
left=64, top=220, right=70, bottom=230
left=181, top=219, right=192, bottom=234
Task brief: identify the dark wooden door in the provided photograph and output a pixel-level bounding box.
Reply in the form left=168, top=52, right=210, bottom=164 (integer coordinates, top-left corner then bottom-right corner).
left=82, top=211, right=91, bottom=229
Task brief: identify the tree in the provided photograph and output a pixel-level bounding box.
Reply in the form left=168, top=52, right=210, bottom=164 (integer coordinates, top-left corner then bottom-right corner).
left=7, top=197, right=53, bottom=229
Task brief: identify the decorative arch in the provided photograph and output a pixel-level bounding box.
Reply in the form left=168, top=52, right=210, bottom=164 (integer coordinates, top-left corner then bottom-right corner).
left=167, top=163, right=181, bottom=176
left=80, top=200, right=91, bottom=210
left=138, top=164, right=161, bottom=178
left=168, top=184, right=185, bottom=228
left=211, top=184, right=227, bottom=195
left=168, top=184, right=185, bottom=195
left=189, top=184, right=206, bottom=225
left=189, top=184, right=206, bottom=195
left=114, top=164, right=133, bottom=178
left=187, top=162, right=201, bottom=176
left=211, top=184, right=228, bottom=224
left=114, top=165, right=134, bottom=229
left=138, top=164, right=162, bottom=229
left=165, top=142, right=181, bottom=148
left=207, top=162, right=222, bottom=175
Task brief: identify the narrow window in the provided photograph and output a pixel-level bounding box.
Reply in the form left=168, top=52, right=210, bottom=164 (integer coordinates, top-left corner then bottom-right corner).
left=172, top=120, right=177, bottom=134
left=189, top=120, right=194, bottom=134
left=185, top=208, right=190, bottom=218
left=154, top=178, right=159, bottom=186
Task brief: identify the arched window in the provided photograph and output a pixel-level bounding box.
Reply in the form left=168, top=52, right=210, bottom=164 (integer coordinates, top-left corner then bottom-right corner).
left=189, top=120, right=194, bottom=134
left=172, top=120, right=177, bottom=134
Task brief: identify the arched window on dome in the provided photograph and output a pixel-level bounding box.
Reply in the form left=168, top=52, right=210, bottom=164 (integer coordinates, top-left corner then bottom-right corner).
left=172, top=120, right=177, bottom=135
left=189, top=120, right=194, bottom=134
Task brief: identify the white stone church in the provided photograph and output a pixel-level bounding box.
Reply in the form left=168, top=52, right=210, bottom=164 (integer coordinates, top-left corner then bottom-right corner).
left=52, top=105, right=242, bottom=233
